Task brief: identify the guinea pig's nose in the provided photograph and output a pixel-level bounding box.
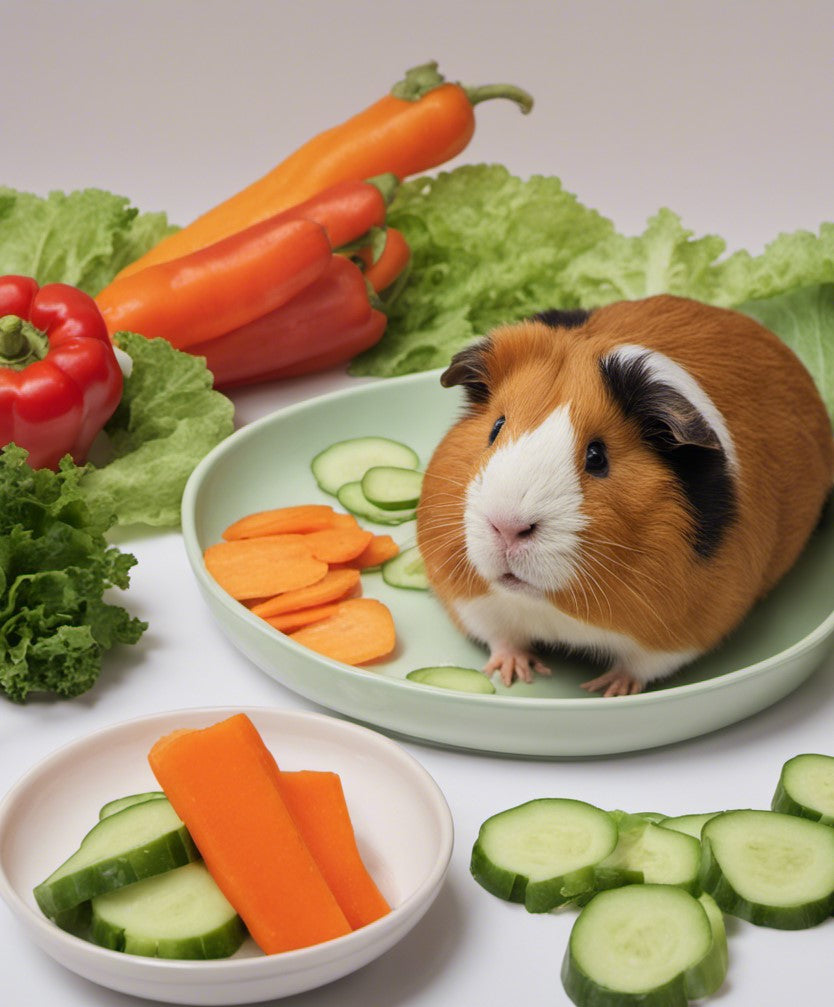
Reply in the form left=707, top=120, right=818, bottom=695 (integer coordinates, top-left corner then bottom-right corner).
left=490, top=518, right=536, bottom=548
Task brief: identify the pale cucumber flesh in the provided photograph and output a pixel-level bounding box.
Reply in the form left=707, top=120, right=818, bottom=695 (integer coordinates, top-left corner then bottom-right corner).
left=382, top=545, right=428, bottom=589
left=657, top=811, right=720, bottom=839
left=562, top=884, right=714, bottom=1006
left=700, top=808, right=834, bottom=928
left=312, top=437, right=419, bottom=496
left=771, top=753, right=834, bottom=826
left=407, top=666, right=495, bottom=694
left=34, top=799, right=200, bottom=917
left=361, top=466, right=424, bottom=510
left=598, top=813, right=701, bottom=895
left=471, top=799, right=618, bottom=913
left=91, top=862, right=245, bottom=959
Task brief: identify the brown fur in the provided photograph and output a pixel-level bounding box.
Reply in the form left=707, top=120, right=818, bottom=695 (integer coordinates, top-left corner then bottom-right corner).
left=417, top=295, right=834, bottom=657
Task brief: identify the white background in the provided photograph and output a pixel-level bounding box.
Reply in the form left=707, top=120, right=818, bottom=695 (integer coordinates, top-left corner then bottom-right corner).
left=2, top=1, right=834, bottom=1005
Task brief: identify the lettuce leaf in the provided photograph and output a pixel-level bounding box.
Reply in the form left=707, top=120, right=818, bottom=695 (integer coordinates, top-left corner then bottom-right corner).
left=0, top=186, right=176, bottom=296
left=79, top=332, right=236, bottom=527
left=0, top=444, right=147, bottom=703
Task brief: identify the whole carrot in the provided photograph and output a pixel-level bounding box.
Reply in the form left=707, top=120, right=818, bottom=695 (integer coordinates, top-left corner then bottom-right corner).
left=117, top=61, right=533, bottom=276
left=95, top=216, right=331, bottom=350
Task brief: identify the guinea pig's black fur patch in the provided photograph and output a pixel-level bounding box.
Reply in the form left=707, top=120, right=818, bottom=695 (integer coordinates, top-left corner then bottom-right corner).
left=531, top=307, right=593, bottom=330
left=599, top=353, right=737, bottom=559
left=440, top=337, right=493, bottom=404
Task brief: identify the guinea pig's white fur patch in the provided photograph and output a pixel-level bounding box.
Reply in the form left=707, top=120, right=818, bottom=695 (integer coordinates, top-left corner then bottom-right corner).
left=606, top=343, right=739, bottom=470
left=464, top=403, right=588, bottom=593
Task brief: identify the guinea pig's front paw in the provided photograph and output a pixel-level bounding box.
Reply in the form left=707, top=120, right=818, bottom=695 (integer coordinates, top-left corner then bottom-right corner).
left=484, top=647, right=552, bottom=687
left=581, top=664, right=645, bottom=698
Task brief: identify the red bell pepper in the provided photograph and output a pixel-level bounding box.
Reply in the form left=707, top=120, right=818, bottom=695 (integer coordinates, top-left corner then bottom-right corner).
left=0, top=276, right=123, bottom=470
left=188, top=255, right=387, bottom=389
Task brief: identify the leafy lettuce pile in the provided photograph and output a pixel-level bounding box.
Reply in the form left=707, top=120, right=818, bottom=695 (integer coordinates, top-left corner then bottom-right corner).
left=352, top=165, right=833, bottom=419
left=0, top=445, right=147, bottom=703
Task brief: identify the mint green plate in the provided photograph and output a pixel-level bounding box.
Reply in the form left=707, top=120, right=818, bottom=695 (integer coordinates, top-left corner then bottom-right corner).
left=181, top=371, right=834, bottom=757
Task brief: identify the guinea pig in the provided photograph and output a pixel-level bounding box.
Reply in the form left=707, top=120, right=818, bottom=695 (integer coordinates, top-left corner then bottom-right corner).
left=415, top=294, right=834, bottom=697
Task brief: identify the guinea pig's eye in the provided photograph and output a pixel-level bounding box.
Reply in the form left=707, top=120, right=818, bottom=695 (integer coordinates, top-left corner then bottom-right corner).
left=584, top=440, right=609, bottom=477
left=488, top=415, right=506, bottom=445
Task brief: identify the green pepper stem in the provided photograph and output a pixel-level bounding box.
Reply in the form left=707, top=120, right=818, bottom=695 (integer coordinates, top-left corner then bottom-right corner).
left=365, top=172, right=400, bottom=205
left=390, top=60, right=534, bottom=114
left=0, top=314, right=50, bottom=369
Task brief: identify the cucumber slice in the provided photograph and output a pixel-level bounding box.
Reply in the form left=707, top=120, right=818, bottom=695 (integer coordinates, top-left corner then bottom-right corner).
left=658, top=812, right=719, bottom=839
left=99, top=791, right=166, bottom=820
left=361, top=466, right=424, bottom=510
left=312, top=436, right=419, bottom=496
left=33, top=799, right=200, bottom=917
left=470, top=798, right=618, bottom=913
left=700, top=808, right=834, bottom=928
left=407, top=666, right=495, bottom=695
left=691, top=892, right=729, bottom=998
left=91, top=862, right=246, bottom=960
left=596, top=812, right=702, bottom=895
left=382, top=545, right=428, bottom=589
left=561, top=884, right=717, bottom=1007
left=771, top=753, right=834, bottom=827
left=337, top=481, right=416, bottom=525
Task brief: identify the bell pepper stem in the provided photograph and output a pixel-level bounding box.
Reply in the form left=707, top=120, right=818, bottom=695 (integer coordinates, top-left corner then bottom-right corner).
left=0, top=314, right=50, bottom=369
left=390, top=60, right=533, bottom=114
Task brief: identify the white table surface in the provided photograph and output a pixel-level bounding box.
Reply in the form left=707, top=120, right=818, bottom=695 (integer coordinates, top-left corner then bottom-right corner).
left=2, top=2, right=833, bottom=1005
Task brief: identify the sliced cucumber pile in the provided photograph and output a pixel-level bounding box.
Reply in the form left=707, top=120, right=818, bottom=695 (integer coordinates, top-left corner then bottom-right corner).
left=91, top=861, right=246, bottom=959
left=312, top=436, right=422, bottom=526
left=34, top=798, right=200, bottom=917
left=382, top=544, right=428, bottom=590
left=406, top=665, right=495, bottom=695
left=771, top=752, right=834, bottom=826
left=35, top=793, right=245, bottom=960
left=472, top=751, right=834, bottom=1006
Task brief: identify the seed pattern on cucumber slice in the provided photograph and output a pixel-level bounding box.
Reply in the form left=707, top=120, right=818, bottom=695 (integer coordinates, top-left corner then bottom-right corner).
left=471, top=798, right=618, bottom=913
left=561, top=884, right=716, bottom=1007
left=91, top=862, right=246, bottom=960
left=34, top=798, right=200, bottom=917
left=407, top=666, right=495, bottom=694
left=312, top=436, right=419, bottom=496
left=771, top=753, right=834, bottom=827
left=699, top=808, right=834, bottom=929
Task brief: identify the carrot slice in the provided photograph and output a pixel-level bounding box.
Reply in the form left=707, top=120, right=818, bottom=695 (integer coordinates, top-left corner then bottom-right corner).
left=301, top=526, right=374, bottom=564
left=223, top=504, right=337, bottom=540
left=148, top=714, right=351, bottom=953
left=203, top=537, right=327, bottom=600
left=289, top=598, right=396, bottom=665
left=250, top=568, right=361, bottom=618
left=264, top=604, right=341, bottom=633
left=277, top=771, right=390, bottom=929
left=341, top=534, right=399, bottom=569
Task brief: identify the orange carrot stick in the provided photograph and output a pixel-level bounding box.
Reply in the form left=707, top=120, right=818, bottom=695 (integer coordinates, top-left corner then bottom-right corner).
left=289, top=598, right=396, bottom=665
left=203, top=538, right=327, bottom=600
left=250, top=568, right=361, bottom=619
left=148, top=715, right=351, bottom=953
left=264, top=603, right=341, bottom=633
left=276, top=771, right=390, bottom=929
left=223, top=504, right=337, bottom=540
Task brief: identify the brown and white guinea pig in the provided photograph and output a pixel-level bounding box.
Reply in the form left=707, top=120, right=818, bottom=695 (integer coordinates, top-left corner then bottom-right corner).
left=415, top=294, right=834, bottom=697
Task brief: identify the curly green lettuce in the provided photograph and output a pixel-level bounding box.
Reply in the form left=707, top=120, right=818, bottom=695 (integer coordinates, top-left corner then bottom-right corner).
left=0, top=445, right=147, bottom=703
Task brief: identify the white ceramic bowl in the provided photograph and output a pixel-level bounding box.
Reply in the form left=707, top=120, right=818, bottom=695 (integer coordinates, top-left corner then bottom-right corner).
left=0, top=707, right=453, bottom=1005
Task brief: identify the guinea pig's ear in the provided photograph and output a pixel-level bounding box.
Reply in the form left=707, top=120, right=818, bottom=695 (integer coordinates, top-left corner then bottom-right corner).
left=440, top=337, right=492, bottom=404
left=600, top=345, right=738, bottom=557
left=529, top=307, right=592, bottom=330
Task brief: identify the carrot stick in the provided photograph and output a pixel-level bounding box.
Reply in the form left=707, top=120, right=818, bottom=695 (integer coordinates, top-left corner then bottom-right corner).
left=95, top=217, right=332, bottom=349
left=264, top=603, right=341, bottom=633
left=250, top=567, right=361, bottom=619
left=289, top=598, right=396, bottom=665
left=203, top=537, right=327, bottom=600
left=148, top=714, right=351, bottom=953
left=276, top=771, right=390, bottom=929
left=360, top=228, right=411, bottom=293
left=223, top=504, right=337, bottom=540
